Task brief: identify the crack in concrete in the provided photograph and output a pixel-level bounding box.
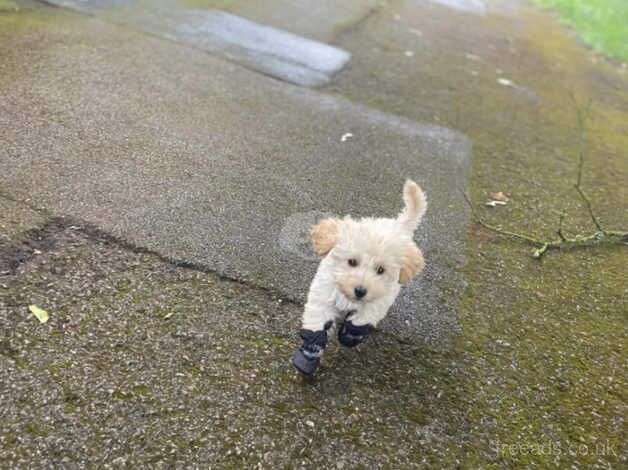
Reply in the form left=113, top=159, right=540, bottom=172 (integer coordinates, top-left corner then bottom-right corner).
left=0, top=210, right=444, bottom=348
left=0, top=210, right=301, bottom=307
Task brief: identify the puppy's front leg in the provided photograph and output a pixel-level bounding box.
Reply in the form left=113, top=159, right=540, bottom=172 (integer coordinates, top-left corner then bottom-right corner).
left=338, top=297, right=394, bottom=347
left=293, top=300, right=337, bottom=375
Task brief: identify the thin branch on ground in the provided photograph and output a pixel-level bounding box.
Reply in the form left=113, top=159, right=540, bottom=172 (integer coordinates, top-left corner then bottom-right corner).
left=553, top=209, right=567, bottom=242
left=570, top=93, right=604, bottom=232
left=464, top=97, right=627, bottom=259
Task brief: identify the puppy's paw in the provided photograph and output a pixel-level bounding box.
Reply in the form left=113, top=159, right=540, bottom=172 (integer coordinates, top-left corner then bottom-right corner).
left=292, top=349, right=320, bottom=375
left=338, top=321, right=372, bottom=348
left=292, top=327, right=329, bottom=375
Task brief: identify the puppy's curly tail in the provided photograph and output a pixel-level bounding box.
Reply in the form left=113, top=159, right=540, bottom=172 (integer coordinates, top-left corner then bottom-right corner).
left=397, top=179, right=427, bottom=232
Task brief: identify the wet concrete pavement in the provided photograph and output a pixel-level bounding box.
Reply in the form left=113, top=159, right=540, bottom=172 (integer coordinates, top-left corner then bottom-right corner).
left=0, top=6, right=471, bottom=346
left=1, top=0, right=626, bottom=467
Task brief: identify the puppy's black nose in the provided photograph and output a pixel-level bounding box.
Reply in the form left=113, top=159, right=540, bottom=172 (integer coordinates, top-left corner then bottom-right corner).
left=354, top=287, right=367, bottom=299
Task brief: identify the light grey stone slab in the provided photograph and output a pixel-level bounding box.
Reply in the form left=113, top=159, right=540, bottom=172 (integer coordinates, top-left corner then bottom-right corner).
left=1, top=13, right=471, bottom=346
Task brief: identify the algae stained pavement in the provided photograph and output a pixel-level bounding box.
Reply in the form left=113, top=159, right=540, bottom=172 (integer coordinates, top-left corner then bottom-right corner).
left=0, top=217, right=476, bottom=467
left=1, top=0, right=627, bottom=468
left=325, top=0, right=627, bottom=466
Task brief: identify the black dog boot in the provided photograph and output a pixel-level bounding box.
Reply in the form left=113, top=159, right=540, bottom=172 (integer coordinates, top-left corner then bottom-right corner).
left=292, top=321, right=332, bottom=375
left=338, top=319, right=372, bottom=348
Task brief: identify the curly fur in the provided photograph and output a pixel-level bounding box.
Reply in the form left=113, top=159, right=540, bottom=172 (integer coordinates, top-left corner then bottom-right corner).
left=301, top=180, right=427, bottom=331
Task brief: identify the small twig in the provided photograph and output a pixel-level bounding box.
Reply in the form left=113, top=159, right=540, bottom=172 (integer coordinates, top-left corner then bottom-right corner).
left=464, top=191, right=623, bottom=258
left=533, top=243, right=549, bottom=259
left=575, top=185, right=603, bottom=232
left=463, top=96, right=627, bottom=259
left=557, top=211, right=566, bottom=242
left=462, top=191, right=547, bottom=248
left=571, top=93, right=603, bottom=232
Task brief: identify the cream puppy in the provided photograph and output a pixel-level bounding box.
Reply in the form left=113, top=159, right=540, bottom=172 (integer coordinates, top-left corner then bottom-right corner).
left=293, top=180, right=427, bottom=374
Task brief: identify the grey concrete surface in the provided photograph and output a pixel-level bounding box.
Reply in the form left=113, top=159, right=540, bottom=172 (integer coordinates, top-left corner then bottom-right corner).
left=0, top=220, right=471, bottom=467
left=0, top=9, right=471, bottom=346
left=44, top=0, right=353, bottom=86
left=0, top=196, right=48, bottom=243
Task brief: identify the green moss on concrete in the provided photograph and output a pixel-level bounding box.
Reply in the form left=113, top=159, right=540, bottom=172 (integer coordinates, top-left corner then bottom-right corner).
left=0, top=0, right=19, bottom=12
left=64, top=402, right=77, bottom=414
left=132, top=384, right=152, bottom=396
left=111, top=390, right=132, bottom=400
left=324, top=1, right=626, bottom=466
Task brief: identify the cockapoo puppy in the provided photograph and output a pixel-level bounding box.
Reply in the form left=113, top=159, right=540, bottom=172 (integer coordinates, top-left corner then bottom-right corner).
left=293, top=180, right=427, bottom=374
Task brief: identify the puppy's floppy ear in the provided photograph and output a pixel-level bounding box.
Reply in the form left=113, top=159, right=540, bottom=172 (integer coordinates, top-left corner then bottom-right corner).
left=399, top=241, right=424, bottom=284
left=311, top=218, right=341, bottom=258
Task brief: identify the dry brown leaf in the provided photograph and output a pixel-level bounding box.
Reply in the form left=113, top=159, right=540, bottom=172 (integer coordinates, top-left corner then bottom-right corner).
left=491, top=191, right=509, bottom=202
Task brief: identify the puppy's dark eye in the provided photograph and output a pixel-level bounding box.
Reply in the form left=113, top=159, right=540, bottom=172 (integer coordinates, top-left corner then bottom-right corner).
left=348, top=258, right=358, bottom=267
left=376, top=266, right=385, bottom=275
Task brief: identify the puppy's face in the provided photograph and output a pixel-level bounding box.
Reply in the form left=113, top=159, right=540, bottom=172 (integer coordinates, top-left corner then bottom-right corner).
left=311, top=217, right=424, bottom=303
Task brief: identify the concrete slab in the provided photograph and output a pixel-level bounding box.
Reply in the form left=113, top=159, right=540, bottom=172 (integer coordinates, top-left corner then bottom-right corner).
left=174, top=0, right=380, bottom=44
left=44, top=0, right=353, bottom=86
left=424, top=0, right=486, bottom=15
left=0, top=11, right=471, bottom=346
